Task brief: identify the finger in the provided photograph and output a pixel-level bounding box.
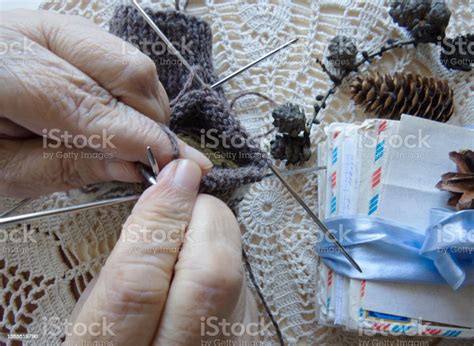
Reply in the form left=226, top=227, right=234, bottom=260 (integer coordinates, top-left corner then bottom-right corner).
left=67, top=160, right=201, bottom=344
left=0, top=118, right=35, bottom=139
left=69, top=276, right=98, bottom=325
left=0, top=138, right=142, bottom=198
left=2, top=9, right=170, bottom=124
left=0, top=40, right=212, bottom=172
left=154, top=195, right=248, bottom=345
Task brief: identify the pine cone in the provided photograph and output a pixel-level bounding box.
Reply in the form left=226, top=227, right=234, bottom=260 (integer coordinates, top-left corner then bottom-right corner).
left=350, top=72, right=454, bottom=122
left=327, top=35, right=358, bottom=71
left=270, top=132, right=311, bottom=165
left=389, top=0, right=451, bottom=43
left=271, top=103, right=306, bottom=137
left=436, top=150, right=474, bottom=210
left=440, top=34, right=474, bottom=71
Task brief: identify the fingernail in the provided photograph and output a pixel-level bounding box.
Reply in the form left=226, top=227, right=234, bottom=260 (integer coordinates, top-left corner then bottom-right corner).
left=106, top=161, right=140, bottom=182
left=172, top=159, right=202, bottom=191
left=184, top=145, right=213, bottom=171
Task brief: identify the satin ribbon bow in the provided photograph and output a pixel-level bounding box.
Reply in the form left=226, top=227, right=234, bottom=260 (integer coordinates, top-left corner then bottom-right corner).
left=315, top=209, right=474, bottom=289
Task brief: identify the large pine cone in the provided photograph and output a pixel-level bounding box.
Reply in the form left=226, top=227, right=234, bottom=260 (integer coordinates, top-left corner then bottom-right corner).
left=350, top=72, right=454, bottom=122
left=436, top=150, right=474, bottom=210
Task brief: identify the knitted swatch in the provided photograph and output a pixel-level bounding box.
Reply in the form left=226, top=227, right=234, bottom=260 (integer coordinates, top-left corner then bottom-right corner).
left=109, top=6, right=267, bottom=194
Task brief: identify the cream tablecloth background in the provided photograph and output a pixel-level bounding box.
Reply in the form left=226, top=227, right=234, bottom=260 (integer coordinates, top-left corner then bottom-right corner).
left=1, top=0, right=473, bottom=344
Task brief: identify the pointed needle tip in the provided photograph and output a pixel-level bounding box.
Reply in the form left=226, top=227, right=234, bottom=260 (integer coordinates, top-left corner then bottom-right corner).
left=146, top=146, right=159, bottom=178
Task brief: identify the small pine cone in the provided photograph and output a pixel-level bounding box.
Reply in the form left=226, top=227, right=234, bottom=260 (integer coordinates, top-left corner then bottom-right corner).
left=389, top=0, right=451, bottom=43
left=436, top=150, right=474, bottom=210
left=440, top=34, right=474, bottom=71
left=327, top=35, right=358, bottom=71
left=271, top=103, right=306, bottom=137
left=270, top=133, right=311, bottom=165
left=350, top=72, right=454, bottom=122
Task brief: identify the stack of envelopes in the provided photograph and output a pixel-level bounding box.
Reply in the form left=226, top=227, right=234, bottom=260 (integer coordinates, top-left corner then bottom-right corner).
left=316, top=115, right=474, bottom=338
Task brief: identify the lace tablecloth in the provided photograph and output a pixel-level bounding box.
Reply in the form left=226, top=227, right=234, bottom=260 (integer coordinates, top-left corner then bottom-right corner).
left=1, top=0, right=473, bottom=344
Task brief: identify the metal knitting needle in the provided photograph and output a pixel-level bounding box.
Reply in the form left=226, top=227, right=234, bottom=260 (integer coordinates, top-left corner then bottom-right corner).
left=146, top=145, right=159, bottom=178
left=262, top=165, right=326, bottom=179
left=131, top=0, right=206, bottom=87
left=0, top=151, right=160, bottom=221
left=138, top=163, right=157, bottom=185
left=131, top=6, right=362, bottom=273
left=269, top=165, right=362, bottom=273
left=132, top=0, right=298, bottom=90
left=0, top=195, right=140, bottom=228
left=0, top=157, right=158, bottom=228
left=210, top=38, right=299, bottom=89
left=0, top=198, right=31, bottom=218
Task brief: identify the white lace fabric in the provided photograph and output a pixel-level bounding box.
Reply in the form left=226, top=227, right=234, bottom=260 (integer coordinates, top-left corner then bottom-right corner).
left=1, top=0, right=473, bottom=344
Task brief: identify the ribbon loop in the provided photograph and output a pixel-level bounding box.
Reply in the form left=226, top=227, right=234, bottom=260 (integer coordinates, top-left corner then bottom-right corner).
left=316, top=210, right=474, bottom=289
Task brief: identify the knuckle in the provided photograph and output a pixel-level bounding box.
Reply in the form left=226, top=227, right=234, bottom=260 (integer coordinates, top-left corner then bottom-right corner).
left=123, top=55, right=159, bottom=92
left=135, top=55, right=158, bottom=79
left=74, top=94, right=116, bottom=132
left=139, top=121, right=175, bottom=162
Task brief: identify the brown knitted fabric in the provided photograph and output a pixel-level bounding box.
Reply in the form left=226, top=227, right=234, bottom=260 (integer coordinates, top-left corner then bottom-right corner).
left=109, top=5, right=267, bottom=194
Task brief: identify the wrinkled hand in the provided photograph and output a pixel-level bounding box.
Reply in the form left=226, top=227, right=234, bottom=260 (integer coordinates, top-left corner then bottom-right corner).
left=0, top=10, right=212, bottom=197
left=66, top=160, right=260, bottom=345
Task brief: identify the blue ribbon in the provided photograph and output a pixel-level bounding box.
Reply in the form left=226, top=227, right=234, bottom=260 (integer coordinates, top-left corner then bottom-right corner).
left=315, top=210, right=474, bottom=289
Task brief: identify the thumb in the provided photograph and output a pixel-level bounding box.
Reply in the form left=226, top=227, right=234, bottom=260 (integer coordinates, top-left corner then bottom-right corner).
left=0, top=138, right=143, bottom=198
left=66, top=159, right=201, bottom=345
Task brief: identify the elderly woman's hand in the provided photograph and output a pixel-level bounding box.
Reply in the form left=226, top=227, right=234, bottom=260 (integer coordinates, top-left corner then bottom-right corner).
left=65, top=160, right=261, bottom=344
left=0, top=10, right=212, bottom=197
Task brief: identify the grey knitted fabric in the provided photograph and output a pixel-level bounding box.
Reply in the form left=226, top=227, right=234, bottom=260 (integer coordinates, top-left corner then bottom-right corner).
left=109, top=5, right=267, bottom=194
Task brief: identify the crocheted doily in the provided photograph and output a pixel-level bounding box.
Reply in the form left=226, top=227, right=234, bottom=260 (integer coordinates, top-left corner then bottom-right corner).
left=1, top=0, right=473, bottom=344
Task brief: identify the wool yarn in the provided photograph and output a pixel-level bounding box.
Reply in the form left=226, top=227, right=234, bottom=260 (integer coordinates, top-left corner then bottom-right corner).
left=109, top=5, right=267, bottom=194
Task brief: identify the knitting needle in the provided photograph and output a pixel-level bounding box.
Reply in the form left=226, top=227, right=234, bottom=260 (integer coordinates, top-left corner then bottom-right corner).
left=268, top=165, right=362, bottom=273
left=131, top=5, right=362, bottom=273
left=262, top=165, right=326, bottom=179
left=131, top=0, right=206, bottom=87
left=0, top=151, right=161, bottom=227
left=0, top=161, right=158, bottom=228
left=210, top=38, right=299, bottom=89
left=0, top=198, right=31, bottom=218
left=131, top=0, right=298, bottom=90
left=0, top=195, right=140, bottom=227
left=146, top=145, right=159, bottom=178
left=138, top=163, right=158, bottom=185
left=143, top=151, right=346, bottom=273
